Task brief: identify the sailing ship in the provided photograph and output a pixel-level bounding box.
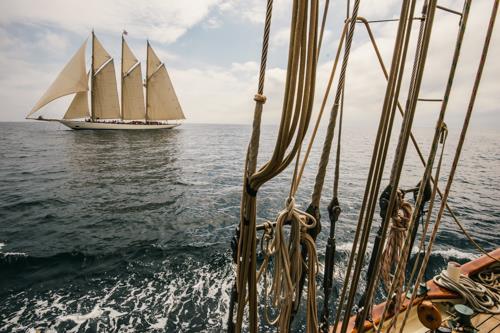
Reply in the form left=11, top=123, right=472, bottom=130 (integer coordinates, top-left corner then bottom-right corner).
left=26, top=32, right=185, bottom=130
left=228, top=0, right=499, bottom=332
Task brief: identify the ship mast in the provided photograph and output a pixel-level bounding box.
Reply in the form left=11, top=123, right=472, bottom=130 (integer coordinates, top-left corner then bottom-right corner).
left=121, top=33, right=124, bottom=122
left=145, top=40, right=149, bottom=123
left=91, top=30, right=95, bottom=122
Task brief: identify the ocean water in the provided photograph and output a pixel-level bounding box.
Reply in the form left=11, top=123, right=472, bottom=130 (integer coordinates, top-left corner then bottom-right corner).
left=0, top=122, right=498, bottom=332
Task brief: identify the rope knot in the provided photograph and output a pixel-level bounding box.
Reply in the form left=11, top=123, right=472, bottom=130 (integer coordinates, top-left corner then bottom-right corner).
left=254, top=94, right=267, bottom=104
left=285, top=197, right=296, bottom=220
left=381, top=191, right=414, bottom=295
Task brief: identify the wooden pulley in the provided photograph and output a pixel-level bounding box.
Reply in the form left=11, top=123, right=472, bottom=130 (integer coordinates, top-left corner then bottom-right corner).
left=417, top=300, right=442, bottom=330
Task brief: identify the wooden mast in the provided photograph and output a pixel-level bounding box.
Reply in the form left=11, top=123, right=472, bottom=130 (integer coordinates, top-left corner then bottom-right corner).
left=120, top=33, right=124, bottom=122
left=145, top=40, right=149, bottom=124
left=91, top=30, right=95, bottom=122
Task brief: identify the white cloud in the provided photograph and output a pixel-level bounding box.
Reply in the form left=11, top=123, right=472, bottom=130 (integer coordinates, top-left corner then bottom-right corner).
left=36, top=31, right=69, bottom=54
left=272, top=27, right=290, bottom=46
left=0, top=0, right=221, bottom=43
left=0, top=0, right=498, bottom=128
left=218, top=0, right=291, bottom=24
left=204, top=17, right=223, bottom=29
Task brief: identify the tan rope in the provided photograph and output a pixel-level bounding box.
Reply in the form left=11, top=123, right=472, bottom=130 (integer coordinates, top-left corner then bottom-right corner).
left=476, top=264, right=500, bottom=292
left=310, top=0, right=362, bottom=208
left=255, top=198, right=319, bottom=332
left=270, top=198, right=319, bottom=332
left=397, top=1, right=499, bottom=331
left=402, top=123, right=448, bottom=314
left=234, top=0, right=320, bottom=331
left=336, top=1, right=419, bottom=331
left=380, top=190, right=413, bottom=332
left=234, top=1, right=274, bottom=331
left=380, top=192, right=413, bottom=291
left=369, top=2, right=439, bottom=330
left=434, top=270, right=500, bottom=314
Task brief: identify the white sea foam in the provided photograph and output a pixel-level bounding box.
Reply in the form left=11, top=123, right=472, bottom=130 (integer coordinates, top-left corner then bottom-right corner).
left=0, top=242, right=29, bottom=258
left=432, top=248, right=478, bottom=261
left=2, top=252, right=28, bottom=257
left=0, top=255, right=235, bottom=332
left=0, top=242, right=480, bottom=332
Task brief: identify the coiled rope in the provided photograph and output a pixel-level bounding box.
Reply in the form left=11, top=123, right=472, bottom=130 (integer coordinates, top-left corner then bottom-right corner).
left=434, top=270, right=500, bottom=314
left=380, top=191, right=413, bottom=292
left=476, top=265, right=500, bottom=292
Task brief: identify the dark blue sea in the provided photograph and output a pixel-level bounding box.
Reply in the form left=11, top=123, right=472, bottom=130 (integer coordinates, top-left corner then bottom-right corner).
left=0, top=122, right=498, bottom=332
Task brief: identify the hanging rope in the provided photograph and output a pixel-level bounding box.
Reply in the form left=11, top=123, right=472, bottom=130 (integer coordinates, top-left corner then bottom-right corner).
left=333, top=1, right=419, bottom=332
left=355, top=2, right=439, bottom=332
left=397, top=1, right=499, bottom=331
left=403, top=123, right=448, bottom=299
left=228, top=2, right=273, bottom=332
left=233, top=0, right=320, bottom=331
left=265, top=198, right=319, bottom=332
left=356, top=13, right=498, bottom=263
left=309, top=0, right=361, bottom=210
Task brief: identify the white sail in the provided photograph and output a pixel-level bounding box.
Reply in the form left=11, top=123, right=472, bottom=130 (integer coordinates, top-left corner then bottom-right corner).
left=122, top=65, right=145, bottom=120
left=63, top=92, right=89, bottom=119
left=148, top=65, right=185, bottom=120
left=122, top=38, right=145, bottom=120
left=147, top=42, right=162, bottom=78
left=93, top=59, right=121, bottom=119
left=28, top=40, right=88, bottom=118
left=146, top=44, right=185, bottom=121
left=93, top=36, right=111, bottom=72
left=122, top=39, right=138, bottom=74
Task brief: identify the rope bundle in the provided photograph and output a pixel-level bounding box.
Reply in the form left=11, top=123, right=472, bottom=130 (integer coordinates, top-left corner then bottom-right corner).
left=271, top=199, right=318, bottom=332
left=434, top=270, right=500, bottom=314
left=381, top=191, right=413, bottom=291
left=476, top=265, right=500, bottom=292
left=258, top=199, right=319, bottom=332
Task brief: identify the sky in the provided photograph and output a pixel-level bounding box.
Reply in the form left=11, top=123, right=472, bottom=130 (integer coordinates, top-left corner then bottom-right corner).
left=0, top=0, right=498, bottom=128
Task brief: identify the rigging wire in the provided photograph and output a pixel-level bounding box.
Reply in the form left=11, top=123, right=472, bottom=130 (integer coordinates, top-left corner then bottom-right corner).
left=332, top=1, right=419, bottom=331
left=397, top=0, right=499, bottom=331
left=361, top=2, right=440, bottom=332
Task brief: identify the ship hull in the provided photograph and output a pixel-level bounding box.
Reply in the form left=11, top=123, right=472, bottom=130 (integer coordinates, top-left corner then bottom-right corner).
left=58, top=120, right=180, bottom=130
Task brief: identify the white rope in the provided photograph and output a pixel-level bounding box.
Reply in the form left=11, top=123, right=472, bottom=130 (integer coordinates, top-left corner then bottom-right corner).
left=433, top=270, right=500, bottom=314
